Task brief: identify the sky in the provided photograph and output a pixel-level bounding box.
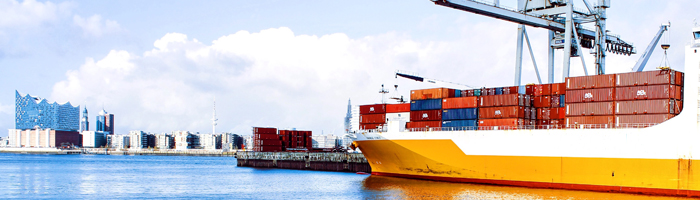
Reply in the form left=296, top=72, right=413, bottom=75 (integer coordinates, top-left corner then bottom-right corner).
left=0, top=0, right=698, bottom=137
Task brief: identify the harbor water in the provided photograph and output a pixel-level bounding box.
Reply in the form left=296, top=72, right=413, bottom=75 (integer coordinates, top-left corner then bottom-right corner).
left=0, top=153, right=695, bottom=199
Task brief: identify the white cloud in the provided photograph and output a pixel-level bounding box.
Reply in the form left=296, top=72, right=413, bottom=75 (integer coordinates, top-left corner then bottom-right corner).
left=50, top=26, right=508, bottom=135
left=0, top=0, right=73, bottom=29
left=0, top=103, right=12, bottom=115
left=73, top=14, right=121, bottom=37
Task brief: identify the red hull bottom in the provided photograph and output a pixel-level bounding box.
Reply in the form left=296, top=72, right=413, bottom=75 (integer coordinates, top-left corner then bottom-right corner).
left=372, top=172, right=700, bottom=198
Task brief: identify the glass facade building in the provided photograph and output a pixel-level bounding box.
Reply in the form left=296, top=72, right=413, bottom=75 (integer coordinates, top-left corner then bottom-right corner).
left=96, top=109, right=114, bottom=134
left=15, top=91, right=80, bottom=131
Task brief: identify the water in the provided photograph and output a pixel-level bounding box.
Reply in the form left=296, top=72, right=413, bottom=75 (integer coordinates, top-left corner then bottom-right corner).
left=0, top=153, right=695, bottom=199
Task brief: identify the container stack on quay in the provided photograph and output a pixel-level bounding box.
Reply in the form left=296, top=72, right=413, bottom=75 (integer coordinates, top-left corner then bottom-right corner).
left=356, top=69, right=684, bottom=130
left=253, top=127, right=282, bottom=152
left=278, top=130, right=312, bottom=152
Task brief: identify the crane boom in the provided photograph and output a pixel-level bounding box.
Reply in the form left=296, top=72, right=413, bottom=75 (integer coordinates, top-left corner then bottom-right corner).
left=396, top=71, right=474, bottom=89
left=632, top=23, right=670, bottom=72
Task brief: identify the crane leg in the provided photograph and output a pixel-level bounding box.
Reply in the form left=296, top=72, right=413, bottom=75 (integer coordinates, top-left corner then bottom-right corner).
left=548, top=30, right=555, bottom=83
left=514, top=25, right=524, bottom=86
left=562, top=3, right=573, bottom=80
left=571, top=26, right=589, bottom=76
left=523, top=27, right=542, bottom=84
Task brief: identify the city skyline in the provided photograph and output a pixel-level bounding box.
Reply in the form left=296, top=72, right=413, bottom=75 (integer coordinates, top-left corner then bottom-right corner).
left=1, top=0, right=699, bottom=137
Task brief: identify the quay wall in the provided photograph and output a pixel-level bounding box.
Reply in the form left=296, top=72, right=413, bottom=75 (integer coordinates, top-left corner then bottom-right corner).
left=236, top=151, right=372, bottom=173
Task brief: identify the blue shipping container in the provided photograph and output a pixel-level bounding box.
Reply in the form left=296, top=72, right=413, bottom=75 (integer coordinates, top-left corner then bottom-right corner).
left=474, top=89, right=481, bottom=96
left=455, top=89, right=462, bottom=97
left=494, top=87, right=503, bottom=95
left=518, top=86, right=527, bottom=94
left=442, top=108, right=478, bottom=120
left=442, top=120, right=478, bottom=128
left=560, top=94, right=566, bottom=107
left=410, top=99, right=442, bottom=111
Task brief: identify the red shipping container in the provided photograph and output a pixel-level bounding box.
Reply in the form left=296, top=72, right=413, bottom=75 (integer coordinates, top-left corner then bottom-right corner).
left=615, top=99, right=676, bottom=115
left=463, top=90, right=474, bottom=97
left=676, top=71, right=684, bottom=86
left=524, top=85, right=535, bottom=95
left=615, top=85, right=677, bottom=101
left=254, top=127, right=277, bottom=134
left=566, top=88, right=615, bottom=103
left=615, top=114, right=676, bottom=125
left=566, top=102, right=615, bottom=116
left=536, top=119, right=550, bottom=126
left=675, top=85, right=683, bottom=100
left=551, top=83, right=566, bottom=95
left=254, top=139, right=282, bottom=146
left=359, top=123, right=383, bottom=130
left=550, top=119, right=565, bottom=126
left=503, top=86, right=519, bottom=95
left=386, top=103, right=411, bottom=113
left=410, top=110, right=442, bottom=121
left=479, top=94, right=525, bottom=107
left=360, top=104, right=387, bottom=114
left=360, top=113, right=386, bottom=123
left=524, top=95, right=532, bottom=107
left=406, top=121, right=442, bottom=129
left=479, top=106, right=525, bottom=119
left=411, top=88, right=455, bottom=100
left=533, top=84, right=552, bottom=96
left=254, top=134, right=279, bottom=140
left=478, top=118, right=525, bottom=128
left=533, top=96, right=552, bottom=108
left=442, top=97, right=478, bottom=109
left=551, top=95, right=561, bottom=107
left=676, top=100, right=684, bottom=114
left=566, top=116, right=615, bottom=126
left=566, top=74, right=616, bottom=90
left=537, top=108, right=563, bottom=120
left=615, top=70, right=677, bottom=87
left=524, top=107, right=532, bottom=119
left=254, top=146, right=282, bottom=152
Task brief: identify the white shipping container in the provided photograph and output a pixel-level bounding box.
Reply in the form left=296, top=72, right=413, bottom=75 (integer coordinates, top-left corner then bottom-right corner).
left=386, top=112, right=410, bottom=122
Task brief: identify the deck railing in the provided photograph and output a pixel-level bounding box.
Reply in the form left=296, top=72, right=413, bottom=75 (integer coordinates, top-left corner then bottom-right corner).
left=402, top=123, right=659, bottom=132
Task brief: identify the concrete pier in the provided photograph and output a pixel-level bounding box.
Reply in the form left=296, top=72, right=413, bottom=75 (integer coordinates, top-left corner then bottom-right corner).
left=236, top=151, right=371, bottom=173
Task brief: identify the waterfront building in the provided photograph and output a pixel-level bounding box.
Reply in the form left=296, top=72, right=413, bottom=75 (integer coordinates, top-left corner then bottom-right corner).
left=222, top=133, right=244, bottom=150
left=81, top=131, right=107, bottom=148
left=7, top=128, right=81, bottom=148
left=96, top=109, right=115, bottom=134
left=108, top=134, right=130, bottom=149
left=350, top=105, right=360, bottom=133
left=243, top=135, right=253, bottom=150
left=0, top=137, right=8, bottom=147
left=200, top=133, right=221, bottom=150
left=128, top=130, right=148, bottom=150
left=173, top=131, right=198, bottom=150
left=155, top=133, right=174, bottom=149
left=344, top=99, right=352, bottom=133
left=80, top=107, right=89, bottom=132
left=312, top=135, right=340, bottom=148
left=15, top=91, right=80, bottom=131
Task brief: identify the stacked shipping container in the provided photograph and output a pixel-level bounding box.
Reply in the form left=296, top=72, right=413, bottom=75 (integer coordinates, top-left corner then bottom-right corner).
left=253, top=127, right=282, bottom=152
left=279, top=130, right=312, bottom=151
left=357, top=69, right=684, bottom=131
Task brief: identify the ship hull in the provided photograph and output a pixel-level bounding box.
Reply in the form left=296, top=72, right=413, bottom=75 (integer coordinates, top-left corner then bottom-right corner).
left=355, top=136, right=700, bottom=197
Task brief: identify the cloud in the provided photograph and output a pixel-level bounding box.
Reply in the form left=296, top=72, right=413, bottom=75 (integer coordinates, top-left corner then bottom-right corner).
left=0, top=0, right=73, bottom=29
left=73, top=14, right=122, bottom=37
left=50, top=26, right=509, bottom=135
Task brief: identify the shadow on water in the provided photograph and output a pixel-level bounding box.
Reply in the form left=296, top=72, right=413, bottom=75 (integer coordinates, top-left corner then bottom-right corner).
left=361, top=175, right=696, bottom=200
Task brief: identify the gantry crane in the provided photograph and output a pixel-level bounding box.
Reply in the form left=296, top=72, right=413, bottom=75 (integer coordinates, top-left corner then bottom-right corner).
left=431, top=0, right=636, bottom=85
left=632, top=23, right=671, bottom=72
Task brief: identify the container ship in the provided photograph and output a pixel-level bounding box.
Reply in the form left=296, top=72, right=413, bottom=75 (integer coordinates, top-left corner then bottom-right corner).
left=351, top=26, right=700, bottom=197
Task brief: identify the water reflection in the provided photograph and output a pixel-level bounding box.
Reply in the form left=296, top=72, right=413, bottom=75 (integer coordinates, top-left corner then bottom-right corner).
left=362, top=175, right=696, bottom=200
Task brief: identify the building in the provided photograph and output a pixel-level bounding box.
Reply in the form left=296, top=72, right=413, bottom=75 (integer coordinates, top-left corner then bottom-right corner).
left=15, top=91, right=80, bottom=131
left=222, top=133, right=244, bottom=150
left=0, top=137, right=9, bottom=147
left=81, top=107, right=89, bottom=132
left=96, top=109, right=115, bottom=134
left=200, top=133, right=221, bottom=150
left=173, top=131, right=198, bottom=150
left=82, top=131, right=107, bottom=148
left=8, top=128, right=81, bottom=148
left=128, top=130, right=148, bottom=150
left=108, top=134, right=130, bottom=149
left=345, top=99, right=352, bottom=133
left=312, top=134, right=340, bottom=149
left=243, top=135, right=253, bottom=150
left=350, top=105, right=360, bottom=133
left=155, top=133, right=174, bottom=149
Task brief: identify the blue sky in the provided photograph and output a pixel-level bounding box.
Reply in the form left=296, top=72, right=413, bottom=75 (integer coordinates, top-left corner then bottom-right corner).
left=1, top=0, right=698, bottom=137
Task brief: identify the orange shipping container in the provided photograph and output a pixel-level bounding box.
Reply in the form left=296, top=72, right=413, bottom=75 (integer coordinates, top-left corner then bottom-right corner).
left=565, top=88, right=615, bottom=103
left=615, top=70, right=677, bottom=87
left=615, top=114, right=676, bottom=124
left=410, top=88, right=455, bottom=100
left=533, top=96, right=552, bottom=108
left=566, top=102, right=615, bottom=116
left=442, top=97, right=478, bottom=109
left=479, top=94, right=526, bottom=107
left=386, top=103, right=411, bottom=113
left=615, top=85, right=678, bottom=101
left=676, top=85, right=683, bottom=100
left=566, top=116, right=615, bottom=126
left=359, top=104, right=386, bottom=114
left=566, top=74, right=616, bottom=90
left=615, top=99, right=676, bottom=115
left=537, top=108, right=565, bottom=120
left=479, top=106, right=525, bottom=119
left=360, top=113, right=386, bottom=124
left=551, top=83, right=566, bottom=95
left=478, top=118, right=526, bottom=129
left=533, top=84, right=552, bottom=96
left=406, top=121, right=442, bottom=129
left=503, top=86, right=520, bottom=95
left=676, top=71, right=684, bottom=86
